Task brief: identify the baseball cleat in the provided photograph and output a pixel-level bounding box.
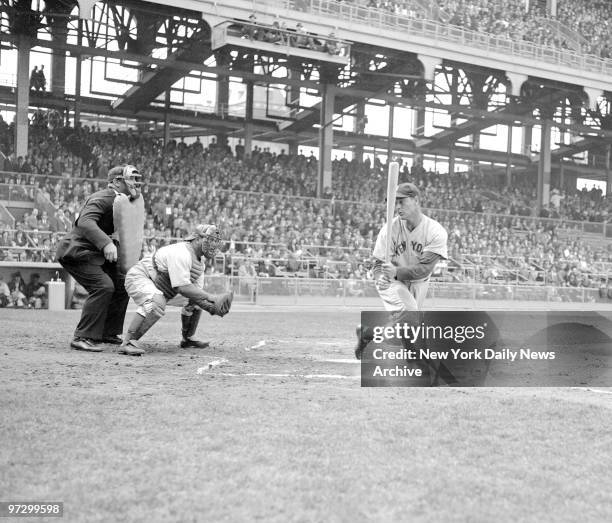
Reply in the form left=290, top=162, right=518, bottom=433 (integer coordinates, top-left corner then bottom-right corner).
left=180, top=338, right=210, bottom=349
left=354, top=324, right=367, bottom=360
left=118, top=339, right=145, bottom=356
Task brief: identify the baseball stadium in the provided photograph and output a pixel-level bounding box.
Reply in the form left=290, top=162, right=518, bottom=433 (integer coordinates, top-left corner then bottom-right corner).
left=1, top=0, right=612, bottom=521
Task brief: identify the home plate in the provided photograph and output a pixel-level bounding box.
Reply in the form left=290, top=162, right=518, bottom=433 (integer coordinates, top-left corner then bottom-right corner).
left=319, top=358, right=361, bottom=364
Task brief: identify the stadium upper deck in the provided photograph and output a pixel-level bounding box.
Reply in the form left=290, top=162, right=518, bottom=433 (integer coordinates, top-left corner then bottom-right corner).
left=70, top=0, right=609, bottom=96
left=1, top=0, right=611, bottom=213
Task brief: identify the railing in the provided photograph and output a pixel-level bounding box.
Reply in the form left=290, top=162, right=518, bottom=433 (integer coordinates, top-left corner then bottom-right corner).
left=227, top=275, right=610, bottom=306
left=428, top=281, right=605, bottom=305
left=270, top=0, right=612, bottom=75
left=214, top=20, right=350, bottom=62
left=535, top=17, right=588, bottom=54
left=430, top=208, right=609, bottom=237
left=0, top=72, right=16, bottom=88
left=0, top=183, right=36, bottom=203
left=0, top=202, right=14, bottom=228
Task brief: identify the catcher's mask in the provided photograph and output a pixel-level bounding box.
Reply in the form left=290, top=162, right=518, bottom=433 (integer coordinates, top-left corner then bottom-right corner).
left=187, top=224, right=222, bottom=259
left=109, top=164, right=142, bottom=200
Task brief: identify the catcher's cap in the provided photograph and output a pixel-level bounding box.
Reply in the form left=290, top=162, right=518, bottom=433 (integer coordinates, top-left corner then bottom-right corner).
left=395, top=182, right=421, bottom=199
left=185, top=223, right=219, bottom=241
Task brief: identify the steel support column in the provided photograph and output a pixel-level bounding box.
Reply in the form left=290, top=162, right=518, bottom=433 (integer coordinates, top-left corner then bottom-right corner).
left=506, top=124, right=513, bottom=186
left=537, top=120, right=552, bottom=210
left=606, top=145, right=612, bottom=196
left=318, top=83, right=334, bottom=197
left=74, top=19, right=83, bottom=128
left=354, top=100, right=365, bottom=161
left=163, top=90, right=171, bottom=147
left=244, top=80, right=254, bottom=158
left=522, top=125, right=532, bottom=155
left=216, top=62, right=230, bottom=146
left=49, top=15, right=68, bottom=96
left=15, top=35, right=31, bottom=159
left=448, top=147, right=455, bottom=175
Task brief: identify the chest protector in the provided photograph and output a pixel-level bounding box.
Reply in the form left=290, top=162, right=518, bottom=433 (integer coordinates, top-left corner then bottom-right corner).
left=113, top=193, right=145, bottom=273
left=152, top=243, right=203, bottom=300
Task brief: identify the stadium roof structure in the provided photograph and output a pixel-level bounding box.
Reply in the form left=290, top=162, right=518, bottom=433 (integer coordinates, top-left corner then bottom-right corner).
left=1, top=0, right=611, bottom=202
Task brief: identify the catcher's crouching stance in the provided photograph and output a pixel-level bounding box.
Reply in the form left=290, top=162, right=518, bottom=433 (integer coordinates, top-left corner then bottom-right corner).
left=119, top=224, right=233, bottom=356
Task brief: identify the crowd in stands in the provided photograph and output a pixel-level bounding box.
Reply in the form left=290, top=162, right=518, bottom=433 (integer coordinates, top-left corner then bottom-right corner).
left=555, top=0, right=612, bottom=58
left=0, top=271, right=47, bottom=308
left=338, top=0, right=612, bottom=60
left=1, top=123, right=612, bottom=300
left=238, top=15, right=344, bottom=56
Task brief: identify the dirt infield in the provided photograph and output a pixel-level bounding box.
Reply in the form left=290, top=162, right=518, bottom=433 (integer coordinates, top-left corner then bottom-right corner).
left=2, top=307, right=612, bottom=522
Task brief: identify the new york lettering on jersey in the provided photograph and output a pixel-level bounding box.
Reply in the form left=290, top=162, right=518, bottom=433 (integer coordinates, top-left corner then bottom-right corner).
left=376, top=215, right=447, bottom=272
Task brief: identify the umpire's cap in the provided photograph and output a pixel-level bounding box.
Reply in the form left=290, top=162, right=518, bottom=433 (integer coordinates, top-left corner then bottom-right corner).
left=108, top=164, right=140, bottom=182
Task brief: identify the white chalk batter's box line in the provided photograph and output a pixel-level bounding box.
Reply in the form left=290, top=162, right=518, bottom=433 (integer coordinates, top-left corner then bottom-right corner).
left=214, top=372, right=360, bottom=380
left=571, top=387, right=612, bottom=395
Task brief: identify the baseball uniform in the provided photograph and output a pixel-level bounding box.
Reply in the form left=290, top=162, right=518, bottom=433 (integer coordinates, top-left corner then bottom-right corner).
left=125, top=241, right=203, bottom=315
left=373, top=214, right=448, bottom=311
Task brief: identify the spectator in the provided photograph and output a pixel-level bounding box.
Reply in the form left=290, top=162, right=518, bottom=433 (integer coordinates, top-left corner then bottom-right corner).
left=8, top=271, right=26, bottom=308
left=259, top=255, right=277, bottom=277
left=25, top=208, right=39, bottom=230
left=30, top=66, right=39, bottom=90
left=0, top=275, right=10, bottom=307
left=36, top=65, right=46, bottom=92
left=238, top=257, right=258, bottom=301
left=25, top=273, right=47, bottom=308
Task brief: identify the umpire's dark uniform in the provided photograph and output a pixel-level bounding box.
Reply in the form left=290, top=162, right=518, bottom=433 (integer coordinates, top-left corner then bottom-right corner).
left=56, top=187, right=128, bottom=345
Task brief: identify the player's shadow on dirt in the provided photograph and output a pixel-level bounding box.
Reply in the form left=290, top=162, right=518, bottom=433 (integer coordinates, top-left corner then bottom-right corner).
left=523, top=321, right=612, bottom=353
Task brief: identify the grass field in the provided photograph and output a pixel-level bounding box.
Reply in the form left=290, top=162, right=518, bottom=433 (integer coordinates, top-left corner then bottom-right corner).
left=2, top=306, right=612, bottom=523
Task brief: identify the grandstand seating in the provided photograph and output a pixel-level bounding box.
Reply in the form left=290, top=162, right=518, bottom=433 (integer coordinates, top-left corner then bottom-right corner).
left=358, top=0, right=612, bottom=59
left=1, top=122, right=611, bottom=291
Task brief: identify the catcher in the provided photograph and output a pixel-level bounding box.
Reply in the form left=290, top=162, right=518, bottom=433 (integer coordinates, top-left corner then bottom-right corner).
left=119, top=224, right=233, bottom=356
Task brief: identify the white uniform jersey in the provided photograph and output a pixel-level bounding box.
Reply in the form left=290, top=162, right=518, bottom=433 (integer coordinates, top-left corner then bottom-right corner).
left=125, top=242, right=203, bottom=316
left=372, top=214, right=448, bottom=312
left=135, top=242, right=204, bottom=289
left=152, top=242, right=204, bottom=288
left=373, top=215, right=448, bottom=280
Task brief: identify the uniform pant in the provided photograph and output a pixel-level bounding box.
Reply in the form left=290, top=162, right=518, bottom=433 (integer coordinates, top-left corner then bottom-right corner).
left=125, top=261, right=190, bottom=315
left=376, top=279, right=429, bottom=312
left=60, top=258, right=129, bottom=340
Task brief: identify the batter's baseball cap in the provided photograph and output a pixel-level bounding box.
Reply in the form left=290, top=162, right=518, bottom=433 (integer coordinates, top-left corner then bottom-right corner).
left=395, top=182, right=421, bottom=199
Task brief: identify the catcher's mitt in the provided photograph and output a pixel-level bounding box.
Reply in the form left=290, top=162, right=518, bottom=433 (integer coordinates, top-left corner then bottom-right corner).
left=195, top=291, right=234, bottom=317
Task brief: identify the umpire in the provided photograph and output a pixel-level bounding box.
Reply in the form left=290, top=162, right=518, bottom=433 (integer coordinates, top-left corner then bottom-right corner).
left=56, top=165, right=142, bottom=352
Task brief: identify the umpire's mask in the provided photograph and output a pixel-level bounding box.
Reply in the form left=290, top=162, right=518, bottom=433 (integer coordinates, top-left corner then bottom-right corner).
left=109, top=164, right=142, bottom=200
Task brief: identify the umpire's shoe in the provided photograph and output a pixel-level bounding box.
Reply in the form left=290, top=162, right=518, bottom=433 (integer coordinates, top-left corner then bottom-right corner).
left=70, top=337, right=103, bottom=352
left=102, top=335, right=123, bottom=345
left=180, top=337, right=210, bottom=349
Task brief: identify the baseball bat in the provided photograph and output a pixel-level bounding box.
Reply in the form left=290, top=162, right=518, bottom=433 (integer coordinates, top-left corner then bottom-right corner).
left=385, top=162, right=399, bottom=262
